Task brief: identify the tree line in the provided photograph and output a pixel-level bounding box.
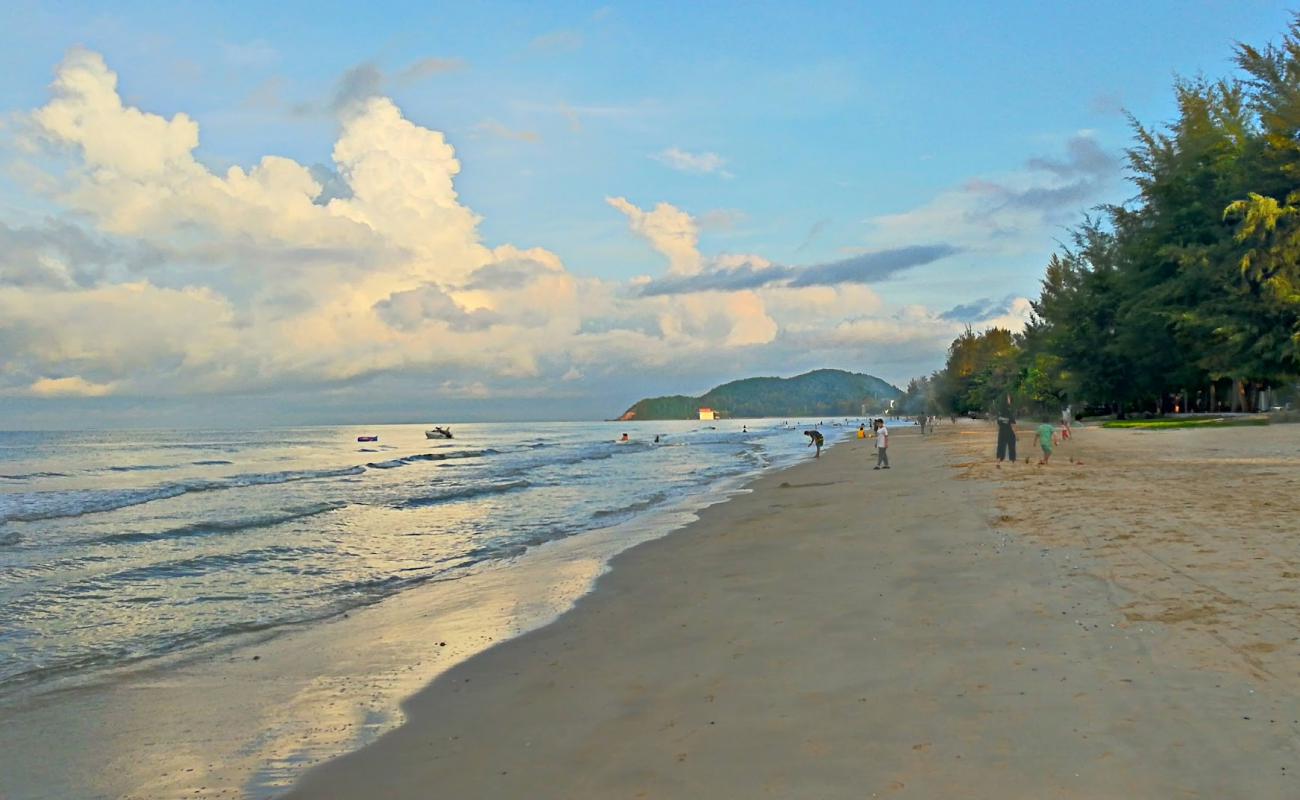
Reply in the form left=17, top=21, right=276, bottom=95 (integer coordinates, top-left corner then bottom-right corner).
left=902, top=16, right=1300, bottom=420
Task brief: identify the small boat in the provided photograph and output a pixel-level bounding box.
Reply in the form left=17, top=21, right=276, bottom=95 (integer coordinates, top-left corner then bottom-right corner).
left=357, top=435, right=379, bottom=442
left=425, top=427, right=453, bottom=439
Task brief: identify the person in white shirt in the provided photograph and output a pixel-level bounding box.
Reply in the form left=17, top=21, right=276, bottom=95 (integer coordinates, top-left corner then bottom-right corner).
left=873, top=418, right=890, bottom=470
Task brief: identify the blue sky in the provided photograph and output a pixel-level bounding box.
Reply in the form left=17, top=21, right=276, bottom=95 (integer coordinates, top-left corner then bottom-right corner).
left=0, top=1, right=1294, bottom=426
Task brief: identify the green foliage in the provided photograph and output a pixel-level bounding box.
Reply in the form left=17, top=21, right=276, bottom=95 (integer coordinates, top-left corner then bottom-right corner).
left=621, top=369, right=902, bottom=420
left=898, top=374, right=941, bottom=415
left=929, top=327, right=1022, bottom=416
left=921, top=17, right=1300, bottom=417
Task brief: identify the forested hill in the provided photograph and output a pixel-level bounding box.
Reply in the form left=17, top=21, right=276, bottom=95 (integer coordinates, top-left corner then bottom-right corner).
left=618, top=369, right=901, bottom=420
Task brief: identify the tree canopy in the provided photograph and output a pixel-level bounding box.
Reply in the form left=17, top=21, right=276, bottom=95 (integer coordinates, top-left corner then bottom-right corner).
left=920, top=16, right=1300, bottom=418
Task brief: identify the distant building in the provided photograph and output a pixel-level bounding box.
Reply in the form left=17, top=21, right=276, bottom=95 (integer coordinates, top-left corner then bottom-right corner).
left=698, top=407, right=716, bottom=421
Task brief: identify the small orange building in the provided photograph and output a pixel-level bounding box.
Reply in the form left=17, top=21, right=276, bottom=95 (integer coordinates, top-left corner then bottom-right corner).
left=698, top=407, right=716, bottom=421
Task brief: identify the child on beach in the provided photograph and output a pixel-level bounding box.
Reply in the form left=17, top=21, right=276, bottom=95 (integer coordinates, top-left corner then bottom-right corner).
left=1037, top=422, right=1057, bottom=465
left=873, top=418, right=890, bottom=470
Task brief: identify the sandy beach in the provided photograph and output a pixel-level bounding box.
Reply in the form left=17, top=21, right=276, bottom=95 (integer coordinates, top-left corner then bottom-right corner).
left=286, top=423, right=1300, bottom=798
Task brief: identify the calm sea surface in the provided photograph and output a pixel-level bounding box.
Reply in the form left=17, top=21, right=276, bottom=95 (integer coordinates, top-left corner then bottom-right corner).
left=0, top=419, right=852, bottom=696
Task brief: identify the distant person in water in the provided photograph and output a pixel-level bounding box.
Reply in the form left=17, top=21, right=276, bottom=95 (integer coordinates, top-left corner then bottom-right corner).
left=1037, top=422, right=1057, bottom=465
left=804, top=429, right=824, bottom=458
left=620, top=433, right=629, bottom=442
left=742, top=425, right=747, bottom=433
left=873, top=418, right=890, bottom=469
left=653, top=434, right=660, bottom=443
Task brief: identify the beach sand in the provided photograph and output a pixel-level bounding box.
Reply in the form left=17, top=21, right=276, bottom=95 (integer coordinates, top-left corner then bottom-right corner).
left=287, top=424, right=1300, bottom=798
left=949, top=421, right=1300, bottom=694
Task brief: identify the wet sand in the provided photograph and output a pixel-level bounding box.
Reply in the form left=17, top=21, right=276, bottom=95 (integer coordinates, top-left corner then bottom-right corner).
left=0, top=478, right=755, bottom=799
left=288, top=424, right=1300, bottom=798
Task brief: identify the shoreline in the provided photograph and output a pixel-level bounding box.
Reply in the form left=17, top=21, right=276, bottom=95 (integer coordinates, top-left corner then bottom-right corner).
left=286, top=424, right=1299, bottom=798
left=0, top=438, right=829, bottom=800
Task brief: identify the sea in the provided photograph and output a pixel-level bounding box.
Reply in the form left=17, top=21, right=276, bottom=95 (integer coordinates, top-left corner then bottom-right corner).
left=0, top=419, right=859, bottom=700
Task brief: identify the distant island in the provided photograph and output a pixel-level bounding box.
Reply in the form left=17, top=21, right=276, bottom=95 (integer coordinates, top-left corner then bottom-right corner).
left=618, top=369, right=902, bottom=421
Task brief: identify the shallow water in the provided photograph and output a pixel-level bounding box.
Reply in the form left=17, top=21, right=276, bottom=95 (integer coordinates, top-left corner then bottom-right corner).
left=0, top=419, right=853, bottom=697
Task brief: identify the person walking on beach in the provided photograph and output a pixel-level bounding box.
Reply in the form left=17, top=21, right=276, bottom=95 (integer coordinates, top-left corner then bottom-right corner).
left=804, top=429, right=824, bottom=458
left=1037, top=422, right=1057, bottom=465
left=1060, top=404, right=1073, bottom=440
left=995, top=401, right=1017, bottom=463
left=873, top=418, right=890, bottom=470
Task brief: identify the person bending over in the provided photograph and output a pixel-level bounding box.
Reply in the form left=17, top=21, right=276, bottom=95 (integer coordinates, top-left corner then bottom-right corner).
left=804, top=429, right=824, bottom=458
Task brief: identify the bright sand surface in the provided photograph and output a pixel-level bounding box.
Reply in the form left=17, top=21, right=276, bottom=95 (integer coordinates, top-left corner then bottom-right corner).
left=286, top=423, right=1300, bottom=798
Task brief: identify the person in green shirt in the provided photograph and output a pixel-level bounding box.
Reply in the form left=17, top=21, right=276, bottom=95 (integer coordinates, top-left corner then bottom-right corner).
left=1037, top=422, right=1057, bottom=465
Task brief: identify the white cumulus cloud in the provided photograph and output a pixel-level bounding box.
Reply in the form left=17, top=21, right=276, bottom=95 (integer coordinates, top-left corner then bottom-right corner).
left=0, top=49, right=1017, bottom=413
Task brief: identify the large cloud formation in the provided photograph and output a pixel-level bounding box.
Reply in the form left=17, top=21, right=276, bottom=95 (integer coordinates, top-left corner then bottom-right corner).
left=1, top=50, right=1025, bottom=407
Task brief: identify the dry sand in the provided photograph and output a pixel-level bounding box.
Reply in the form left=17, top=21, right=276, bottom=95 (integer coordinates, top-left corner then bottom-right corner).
left=287, top=424, right=1300, bottom=799
left=950, top=421, right=1300, bottom=692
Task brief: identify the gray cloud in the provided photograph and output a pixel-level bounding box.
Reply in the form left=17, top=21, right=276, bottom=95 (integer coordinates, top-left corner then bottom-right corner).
left=789, top=245, right=960, bottom=288
left=983, top=134, right=1118, bottom=212
left=637, top=244, right=960, bottom=297
left=0, top=220, right=164, bottom=289
left=637, top=262, right=793, bottom=296
left=331, top=63, right=384, bottom=114
left=939, top=294, right=1017, bottom=322
left=293, top=56, right=463, bottom=118
left=374, top=284, right=501, bottom=332
left=461, top=259, right=553, bottom=291
left=998, top=182, right=1099, bottom=211
left=1026, top=134, right=1116, bottom=180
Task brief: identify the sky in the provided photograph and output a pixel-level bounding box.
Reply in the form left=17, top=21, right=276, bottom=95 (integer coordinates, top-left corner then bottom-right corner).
left=0, top=0, right=1294, bottom=428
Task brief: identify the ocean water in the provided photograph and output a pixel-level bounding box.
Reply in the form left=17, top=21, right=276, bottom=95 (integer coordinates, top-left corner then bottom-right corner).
left=0, top=419, right=853, bottom=697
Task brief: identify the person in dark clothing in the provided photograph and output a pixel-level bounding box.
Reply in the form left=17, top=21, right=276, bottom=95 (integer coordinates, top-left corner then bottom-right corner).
left=995, top=404, right=1017, bottom=463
